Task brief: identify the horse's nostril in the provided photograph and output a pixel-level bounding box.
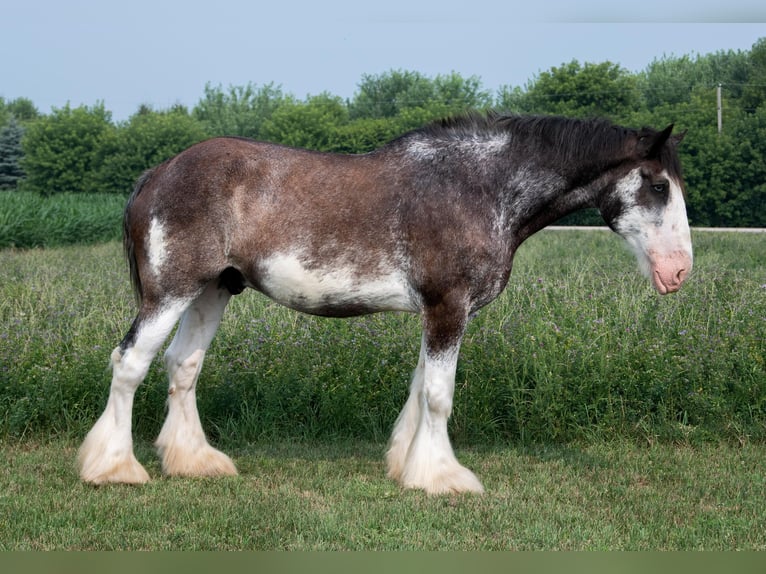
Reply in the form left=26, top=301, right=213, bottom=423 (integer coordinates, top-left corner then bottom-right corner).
left=677, top=268, right=688, bottom=284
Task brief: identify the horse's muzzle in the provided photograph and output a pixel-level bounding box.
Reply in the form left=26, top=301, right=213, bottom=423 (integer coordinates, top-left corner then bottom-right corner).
left=650, top=251, right=692, bottom=294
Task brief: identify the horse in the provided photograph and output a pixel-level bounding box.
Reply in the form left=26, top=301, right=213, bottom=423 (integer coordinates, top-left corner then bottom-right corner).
left=78, top=112, right=692, bottom=494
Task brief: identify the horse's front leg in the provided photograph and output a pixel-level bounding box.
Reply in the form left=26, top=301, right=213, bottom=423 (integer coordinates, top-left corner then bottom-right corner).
left=389, top=305, right=484, bottom=495
left=385, top=334, right=426, bottom=482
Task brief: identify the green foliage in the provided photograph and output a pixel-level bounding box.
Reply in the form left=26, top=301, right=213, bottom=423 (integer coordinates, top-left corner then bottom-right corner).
left=628, top=82, right=766, bottom=227
left=0, top=97, right=39, bottom=127
left=261, top=93, right=349, bottom=150
left=506, top=60, right=641, bottom=119
left=94, top=107, right=207, bottom=195
left=682, top=108, right=766, bottom=227
left=349, top=69, right=492, bottom=120
left=639, top=55, right=702, bottom=109
left=0, top=118, right=25, bottom=190
left=327, top=117, right=403, bottom=154
left=193, top=82, right=286, bottom=138
left=349, top=69, right=435, bottom=119
left=20, top=103, right=114, bottom=196
left=742, top=37, right=766, bottom=111
left=639, top=50, right=750, bottom=109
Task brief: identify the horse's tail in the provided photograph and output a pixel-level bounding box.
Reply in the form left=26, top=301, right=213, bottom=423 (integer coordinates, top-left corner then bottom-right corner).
left=123, top=168, right=155, bottom=306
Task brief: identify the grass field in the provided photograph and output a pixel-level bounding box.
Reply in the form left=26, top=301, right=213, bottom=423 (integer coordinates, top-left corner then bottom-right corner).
left=1, top=229, right=763, bottom=444
left=1, top=438, right=764, bottom=550
left=0, top=229, right=764, bottom=549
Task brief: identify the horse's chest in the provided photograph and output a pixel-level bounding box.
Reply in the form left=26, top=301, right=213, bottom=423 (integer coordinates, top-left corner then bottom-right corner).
left=256, top=252, right=417, bottom=317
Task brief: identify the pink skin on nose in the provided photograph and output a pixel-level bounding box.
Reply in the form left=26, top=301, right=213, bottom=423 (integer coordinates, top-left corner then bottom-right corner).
left=649, top=251, right=692, bottom=294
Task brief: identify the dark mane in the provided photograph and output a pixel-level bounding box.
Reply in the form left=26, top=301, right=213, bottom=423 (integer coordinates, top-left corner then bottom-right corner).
left=418, top=110, right=510, bottom=138
left=410, top=111, right=624, bottom=142
left=395, top=111, right=683, bottom=180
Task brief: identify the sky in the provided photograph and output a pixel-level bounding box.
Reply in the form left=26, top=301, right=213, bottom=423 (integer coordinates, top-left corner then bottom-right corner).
left=2, top=0, right=765, bottom=121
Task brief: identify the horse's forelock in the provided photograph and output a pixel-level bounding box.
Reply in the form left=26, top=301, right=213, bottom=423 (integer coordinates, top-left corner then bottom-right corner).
left=657, top=136, right=685, bottom=190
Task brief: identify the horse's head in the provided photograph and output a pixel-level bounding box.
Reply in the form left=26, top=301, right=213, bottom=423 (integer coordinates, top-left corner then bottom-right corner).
left=599, top=125, right=693, bottom=294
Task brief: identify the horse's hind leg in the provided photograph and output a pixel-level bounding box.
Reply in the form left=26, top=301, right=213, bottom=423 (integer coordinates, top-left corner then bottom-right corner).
left=155, top=281, right=237, bottom=478
left=78, top=299, right=189, bottom=484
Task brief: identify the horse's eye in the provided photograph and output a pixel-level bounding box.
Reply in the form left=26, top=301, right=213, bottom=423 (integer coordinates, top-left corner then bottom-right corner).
left=651, top=182, right=668, bottom=193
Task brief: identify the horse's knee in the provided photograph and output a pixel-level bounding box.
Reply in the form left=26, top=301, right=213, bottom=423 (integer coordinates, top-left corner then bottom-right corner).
left=423, top=381, right=454, bottom=418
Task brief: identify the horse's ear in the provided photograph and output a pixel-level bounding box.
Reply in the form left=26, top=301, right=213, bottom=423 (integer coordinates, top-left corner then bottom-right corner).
left=671, top=129, right=687, bottom=146
left=638, top=124, right=674, bottom=159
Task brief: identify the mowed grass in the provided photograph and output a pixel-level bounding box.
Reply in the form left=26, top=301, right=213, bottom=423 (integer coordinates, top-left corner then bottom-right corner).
left=1, top=439, right=764, bottom=550
left=0, top=229, right=764, bottom=549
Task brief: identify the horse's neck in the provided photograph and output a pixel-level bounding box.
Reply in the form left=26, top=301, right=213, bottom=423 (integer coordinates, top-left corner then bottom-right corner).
left=502, top=162, right=603, bottom=246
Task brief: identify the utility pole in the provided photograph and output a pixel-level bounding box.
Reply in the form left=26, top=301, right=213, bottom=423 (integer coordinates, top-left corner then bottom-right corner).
left=717, top=84, right=723, bottom=134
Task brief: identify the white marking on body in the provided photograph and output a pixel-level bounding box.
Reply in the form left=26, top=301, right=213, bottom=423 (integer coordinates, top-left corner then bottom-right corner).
left=148, top=217, right=168, bottom=275
left=613, top=168, right=693, bottom=293
left=407, top=139, right=439, bottom=160
left=406, top=133, right=509, bottom=162
left=456, top=133, right=510, bottom=158
left=259, top=252, right=417, bottom=313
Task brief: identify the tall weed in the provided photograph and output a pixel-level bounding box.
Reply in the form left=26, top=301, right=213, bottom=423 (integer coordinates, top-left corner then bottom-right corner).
left=0, top=192, right=123, bottom=249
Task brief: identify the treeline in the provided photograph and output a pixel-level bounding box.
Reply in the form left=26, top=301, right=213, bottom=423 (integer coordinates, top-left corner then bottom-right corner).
left=1, top=37, right=765, bottom=227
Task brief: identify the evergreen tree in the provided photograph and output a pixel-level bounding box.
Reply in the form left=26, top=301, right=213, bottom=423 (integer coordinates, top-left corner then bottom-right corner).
left=0, top=117, right=25, bottom=190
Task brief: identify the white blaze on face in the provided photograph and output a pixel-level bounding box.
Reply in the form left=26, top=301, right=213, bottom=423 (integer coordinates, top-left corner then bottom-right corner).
left=148, top=217, right=168, bottom=276
left=613, top=168, right=693, bottom=294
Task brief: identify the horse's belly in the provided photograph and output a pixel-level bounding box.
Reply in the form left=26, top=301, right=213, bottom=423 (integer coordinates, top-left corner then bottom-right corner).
left=256, top=253, right=417, bottom=317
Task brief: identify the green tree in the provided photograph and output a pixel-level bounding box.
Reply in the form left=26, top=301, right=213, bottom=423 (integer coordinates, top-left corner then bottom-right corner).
left=630, top=83, right=765, bottom=227
left=193, top=82, right=286, bottom=139
left=502, top=60, right=642, bottom=119
left=742, top=37, right=766, bottom=112
left=432, top=72, right=492, bottom=112
left=349, top=70, right=435, bottom=119
left=0, top=97, right=39, bottom=127
left=94, top=106, right=207, bottom=195
left=691, top=105, right=766, bottom=226
left=20, top=103, right=114, bottom=196
left=640, top=50, right=750, bottom=110
left=327, top=117, right=403, bottom=154
left=0, top=117, right=26, bottom=189
left=639, top=55, right=704, bottom=109
left=261, top=93, right=348, bottom=150
left=350, top=70, right=491, bottom=120
left=495, top=85, right=526, bottom=113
